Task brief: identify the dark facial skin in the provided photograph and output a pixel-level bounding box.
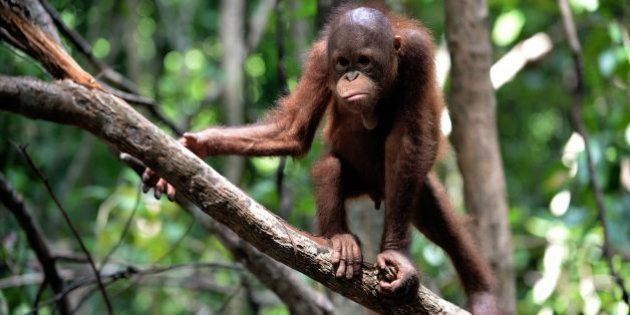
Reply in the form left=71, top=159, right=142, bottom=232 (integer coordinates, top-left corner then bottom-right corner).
left=327, top=7, right=400, bottom=129
left=142, top=6, right=500, bottom=313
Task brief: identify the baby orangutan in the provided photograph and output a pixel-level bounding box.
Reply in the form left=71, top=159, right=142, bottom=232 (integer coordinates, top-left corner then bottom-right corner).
left=143, top=6, right=499, bottom=313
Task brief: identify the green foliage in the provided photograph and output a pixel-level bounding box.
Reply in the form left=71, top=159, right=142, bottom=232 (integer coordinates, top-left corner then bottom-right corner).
left=0, top=0, right=627, bottom=313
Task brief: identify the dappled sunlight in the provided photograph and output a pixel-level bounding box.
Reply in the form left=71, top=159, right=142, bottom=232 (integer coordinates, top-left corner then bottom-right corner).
left=136, top=217, right=162, bottom=238
left=435, top=39, right=450, bottom=88
left=490, top=33, right=552, bottom=89
left=440, top=108, right=452, bottom=136
left=580, top=276, right=602, bottom=315
left=570, top=0, right=599, bottom=12
left=492, top=9, right=525, bottom=47
left=532, top=226, right=568, bottom=304
left=549, top=190, right=571, bottom=217
left=0, top=0, right=627, bottom=313
left=562, top=132, right=585, bottom=178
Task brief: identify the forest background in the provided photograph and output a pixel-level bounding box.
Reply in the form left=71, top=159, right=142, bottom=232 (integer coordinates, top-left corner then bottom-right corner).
left=0, top=0, right=628, bottom=314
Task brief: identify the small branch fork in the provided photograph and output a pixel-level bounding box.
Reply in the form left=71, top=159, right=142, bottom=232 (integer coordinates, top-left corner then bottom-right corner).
left=556, top=0, right=629, bottom=304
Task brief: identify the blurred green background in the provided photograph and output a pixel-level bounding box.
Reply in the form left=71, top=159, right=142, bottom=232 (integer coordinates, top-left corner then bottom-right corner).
left=0, top=0, right=628, bottom=314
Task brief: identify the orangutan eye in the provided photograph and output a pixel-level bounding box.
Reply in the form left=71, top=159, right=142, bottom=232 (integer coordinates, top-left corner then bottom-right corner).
left=358, top=55, right=370, bottom=66
left=337, top=57, right=349, bottom=67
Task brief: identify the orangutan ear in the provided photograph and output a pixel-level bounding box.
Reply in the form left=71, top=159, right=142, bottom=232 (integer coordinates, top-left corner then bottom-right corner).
left=394, top=35, right=402, bottom=51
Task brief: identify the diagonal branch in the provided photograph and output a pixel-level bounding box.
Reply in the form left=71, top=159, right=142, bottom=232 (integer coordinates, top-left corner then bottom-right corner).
left=0, top=75, right=467, bottom=314
left=0, top=1, right=97, bottom=88
left=0, top=1, right=468, bottom=312
left=557, top=0, right=629, bottom=303
left=15, top=146, right=114, bottom=315
left=1, top=0, right=183, bottom=135
left=120, top=153, right=335, bottom=314
left=274, top=0, right=292, bottom=219
left=100, top=185, right=141, bottom=266
left=38, top=0, right=138, bottom=93
left=188, top=205, right=335, bottom=314
left=0, top=173, right=71, bottom=315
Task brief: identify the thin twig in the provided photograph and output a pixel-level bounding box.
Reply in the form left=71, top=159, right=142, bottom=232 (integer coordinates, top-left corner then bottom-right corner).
left=53, top=253, right=88, bottom=264
left=215, top=281, right=244, bottom=314
left=70, top=261, right=240, bottom=313
left=153, top=219, right=195, bottom=263
left=75, top=219, right=196, bottom=311
left=33, top=278, right=48, bottom=313
left=70, top=283, right=108, bottom=314
left=100, top=184, right=142, bottom=266
left=37, top=0, right=183, bottom=136
left=34, top=262, right=241, bottom=313
left=274, top=0, right=292, bottom=219
left=0, top=172, right=71, bottom=315
left=557, top=0, right=629, bottom=303
left=38, top=0, right=138, bottom=93
left=15, top=145, right=114, bottom=314
left=0, top=27, right=27, bottom=51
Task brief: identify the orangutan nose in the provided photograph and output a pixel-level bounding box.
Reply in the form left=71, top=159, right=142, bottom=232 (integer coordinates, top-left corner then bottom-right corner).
left=345, top=71, right=359, bottom=81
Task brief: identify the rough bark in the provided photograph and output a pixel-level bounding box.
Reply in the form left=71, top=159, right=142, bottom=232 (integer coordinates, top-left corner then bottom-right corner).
left=0, top=76, right=468, bottom=314
left=119, top=153, right=335, bottom=314
left=0, top=1, right=470, bottom=312
left=38, top=0, right=141, bottom=94
left=189, top=205, right=335, bottom=315
left=14, top=0, right=59, bottom=43
left=0, top=2, right=97, bottom=88
left=444, top=0, right=516, bottom=313
left=1, top=2, right=336, bottom=311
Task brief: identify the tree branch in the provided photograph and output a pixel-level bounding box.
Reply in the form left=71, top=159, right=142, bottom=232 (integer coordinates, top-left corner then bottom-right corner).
left=189, top=205, right=335, bottom=314
left=556, top=0, right=629, bottom=303
left=0, top=75, right=467, bottom=314
left=39, top=0, right=184, bottom=135
left=33, top=262, right=240, bottom=313
left=10, top=0, right=60, bottom=43
left=15, top=145, right=113, bottom=315
left=0, top=2, right=97, bottom=88
left=0, top=172, right=71, bottom=315
left=0, top=1, right=468, bottom=311
left=38, top=0, right=137, bottom=92
left=120, top=153, right=335, bottom=314
left=444, top=0, right=515, bottom=313
left=274, top=0, right=292, bottom=219
left=1, top=0, right=184, bottom=135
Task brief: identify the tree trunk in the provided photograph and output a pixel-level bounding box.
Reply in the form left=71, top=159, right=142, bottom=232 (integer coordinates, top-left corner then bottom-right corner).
left=220, top=0, right=246, bottom=183
left=444, top=1, right=516, bottom=313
